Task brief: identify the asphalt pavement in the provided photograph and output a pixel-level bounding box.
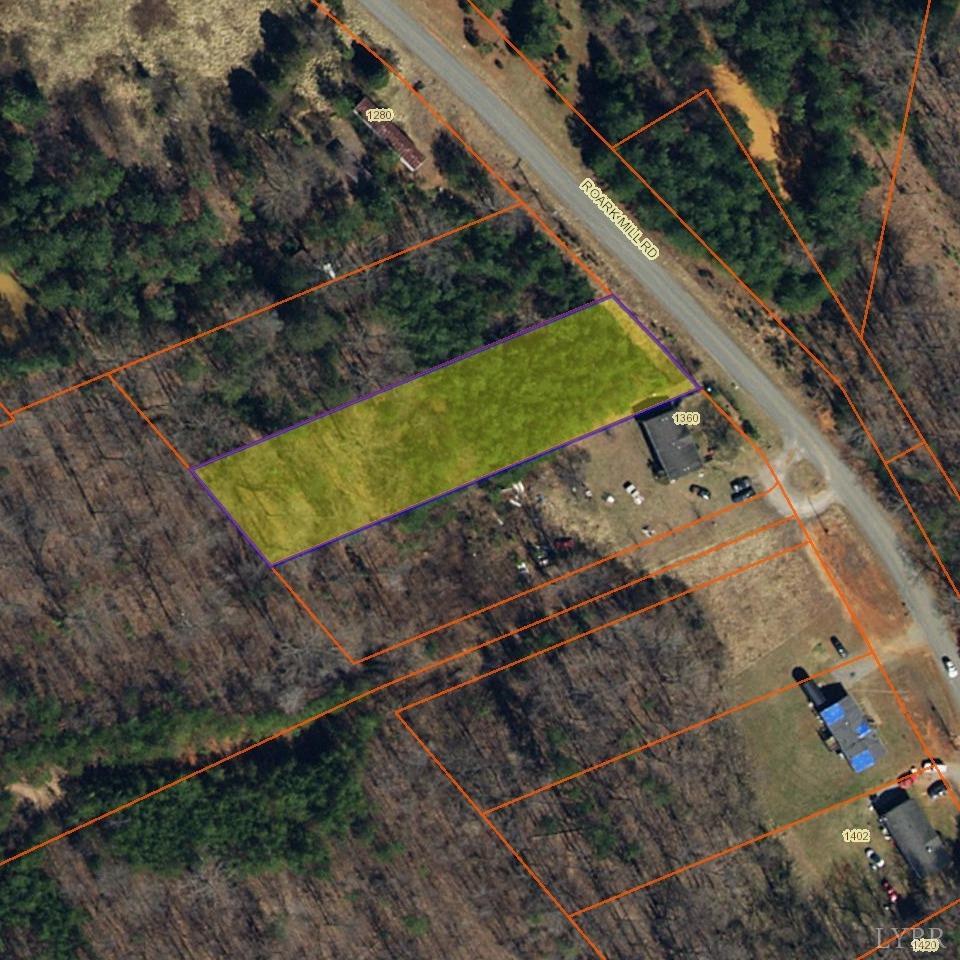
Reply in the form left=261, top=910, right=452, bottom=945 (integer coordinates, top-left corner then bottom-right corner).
left=353, top=0, right=957, bottom=711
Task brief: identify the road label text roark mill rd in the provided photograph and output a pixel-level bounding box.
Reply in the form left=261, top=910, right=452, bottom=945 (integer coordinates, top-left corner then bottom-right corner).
left=579, top=177, right=660, bottom=261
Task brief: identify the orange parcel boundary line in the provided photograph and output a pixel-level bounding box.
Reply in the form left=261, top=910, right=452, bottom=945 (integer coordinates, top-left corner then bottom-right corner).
left=311, top=2, right=610, bottom=297
left=483, top=650, right=873, bottom=815
left=701, top=89, right=854, bottom=329
left=0, top=522, right=798, bottom=873
left=0, top=2, right=947, bottom=890
left=465, top=0, right=960, bottom=549
left=885, top=440, right=926, bottom=466
left=395, top=712, right=610, bottom=960
left=390, top=515, right=799, bottom=692
left=616, top=94, right=960, bottom=597
left=337, top=8, right=960, bottom=937
left=7, top=201, right=523, bottom=417
left=704, top=79, right=960, bottom=508
left=271, top=568, right=360, bottom=665
left=111, top=369, right=369, bottom=668
left=307, top=485, right=780, bottom=665
left=569, top=774, right=906, bottom=917
left=107, top=375, right=190, bottom=471
left=856, top=894, right=960, bottom=958
left=701, top=390, right=960, bottom=814
left=861, top=0, right=932, bottom=336
left=612, top=89, right=709, bottom=147
left=462, top=0, right=847, bottom=385
left=399, top=539, right=809, bottom=716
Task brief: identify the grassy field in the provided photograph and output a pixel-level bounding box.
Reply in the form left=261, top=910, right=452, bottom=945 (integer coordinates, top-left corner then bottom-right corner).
left=197, top=298, right=691, bottom=562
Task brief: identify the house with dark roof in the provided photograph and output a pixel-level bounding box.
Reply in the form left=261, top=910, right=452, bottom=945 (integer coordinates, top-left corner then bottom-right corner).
left=354, top=97, right=425, bottom=172
left=638, top=409, right=701, bottom=481
left=873, top=787, right=951, bottom=878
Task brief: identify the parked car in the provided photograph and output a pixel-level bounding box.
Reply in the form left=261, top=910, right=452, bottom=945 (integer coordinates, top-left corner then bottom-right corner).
left=553, top=537, right=576, bottom=552
left=830, top=635, right=849, bottom=658
left=881, top=879, right=900, bottom=904
left=928, top=780, right=949, bottom=801
left=943, top=656, right=959, bottom=679
left=921, top=758, right=947, bottom=775
left=532, top=545, right=552, bottom=569
left=689, top=483, right=711, bottom=500
left=622, top=481, right=644, bottom=506
left=865, top=848, right=885, bottom=871
left=730, top=476, right=755, bottom=503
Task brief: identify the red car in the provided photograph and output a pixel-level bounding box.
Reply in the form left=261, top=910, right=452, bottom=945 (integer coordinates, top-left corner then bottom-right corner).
left=881, top=879, right=900, bottom=904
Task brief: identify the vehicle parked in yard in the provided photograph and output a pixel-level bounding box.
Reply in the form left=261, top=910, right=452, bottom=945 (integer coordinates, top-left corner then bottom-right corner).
left=881, top=879, right=900, bottom=904
left=928, top=781, right=948, bottom=800
left=921, top=758, right=947, bottom=775
left=622, top=481, right=644, bottom=505
left=943, top=656, right=958, bottom=679
left=689, top=483, right=711, bottom=500
left=830, top=635, right=848, bottom=658
left=865, top=848, right=885, bottom=871
left=730, top=475, right=755, bottom=503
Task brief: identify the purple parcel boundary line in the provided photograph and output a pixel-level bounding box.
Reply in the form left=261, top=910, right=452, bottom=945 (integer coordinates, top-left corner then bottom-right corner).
left=608, top=291, right=697, bottom=386
left=191, top=294, right=614, bottom=471
left=274, top=386, right=700, bottom=566
left=191, top=468, right=274, bottom=567
left=192, top=293, right=700, bottom=568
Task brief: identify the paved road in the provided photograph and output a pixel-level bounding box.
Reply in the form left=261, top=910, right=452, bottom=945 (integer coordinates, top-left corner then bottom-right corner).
left=355, top=0, right=957, bottom=712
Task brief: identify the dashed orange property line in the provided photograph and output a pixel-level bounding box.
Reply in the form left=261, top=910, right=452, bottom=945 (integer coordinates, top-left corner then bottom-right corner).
left=483, top=650, right=873, bottom=815
left=7, top=201, right=523, bottom=418
left=861, top=0, right=932, bottom=337
left=395, top=711, right=609, bottom=960
left=297, top=484, right=780, bottom=665
left=612, top=89, right=709, bottom=147
left=399, top=539, right=810, bottom=716
left=568, top=774, right=906, bottom=917
left=107, top=375, right=191, bottom=471
left=885, top=440, right=925, bottom=466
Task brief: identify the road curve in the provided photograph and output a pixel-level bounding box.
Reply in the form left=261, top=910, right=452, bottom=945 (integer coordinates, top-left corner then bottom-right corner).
left=354, top=0, right=955, bottom=701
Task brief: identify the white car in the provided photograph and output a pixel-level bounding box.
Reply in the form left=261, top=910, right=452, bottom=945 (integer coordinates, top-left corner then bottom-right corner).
left=865, top=847, right=885, bottom=871
left=622, top=481, right=644, bottom=506
left=943, top=656, right=958, bottom=679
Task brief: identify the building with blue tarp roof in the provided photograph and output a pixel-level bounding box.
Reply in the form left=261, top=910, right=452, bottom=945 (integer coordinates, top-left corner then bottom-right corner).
left=797, top=672, right=886, bottom=773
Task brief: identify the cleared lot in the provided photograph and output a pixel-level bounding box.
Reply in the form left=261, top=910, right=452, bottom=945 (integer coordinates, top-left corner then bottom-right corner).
left=196, top=296, right=693, bottom=563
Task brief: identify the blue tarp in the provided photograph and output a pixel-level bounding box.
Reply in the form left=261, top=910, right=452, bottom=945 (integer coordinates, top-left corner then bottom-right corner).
left=851, top=750, right=876, bottom=773
left=821, top=702, right=845, bottom=725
